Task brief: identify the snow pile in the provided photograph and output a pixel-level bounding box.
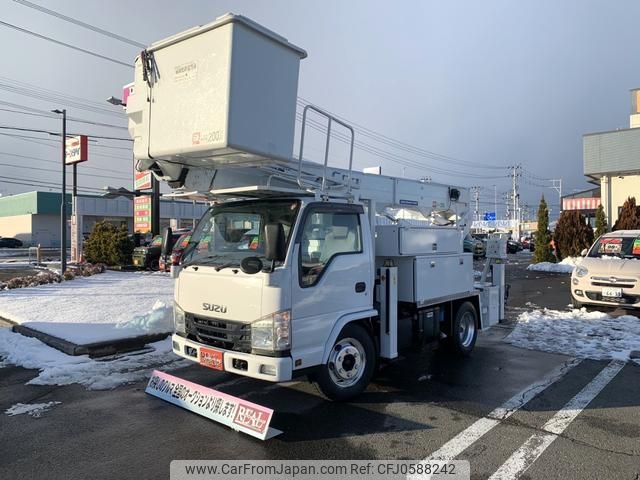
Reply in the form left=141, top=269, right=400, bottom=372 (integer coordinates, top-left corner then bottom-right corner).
left=527, top=256, right=581, bottom=274
left=505, top=308, right=640, bottom=363
left=0, top=271, right=174, bottom=344
left=0, top=329, right=189, bottom=389
left=116, top=300, right=173, bottom=335
left=5, top=401, right=61, bottom=418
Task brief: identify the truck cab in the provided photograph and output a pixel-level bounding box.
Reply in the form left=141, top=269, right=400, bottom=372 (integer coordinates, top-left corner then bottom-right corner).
left=172, top=197, right=377, bottom=399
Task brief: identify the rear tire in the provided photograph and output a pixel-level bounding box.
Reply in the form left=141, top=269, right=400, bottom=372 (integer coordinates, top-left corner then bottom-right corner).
left=314, top=323, right=376, bottom=401
left=449, top=302, right=478, bottom=356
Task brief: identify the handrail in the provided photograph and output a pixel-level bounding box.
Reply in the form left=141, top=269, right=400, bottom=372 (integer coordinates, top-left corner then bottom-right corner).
left=297, top=104, right=355, bottom=194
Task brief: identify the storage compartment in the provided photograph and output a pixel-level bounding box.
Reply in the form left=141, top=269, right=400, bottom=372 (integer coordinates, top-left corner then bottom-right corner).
left=396, top=253, right=474, bottom=304
left=127, top=13, right=307, bottom=167
left=375, top=225, right=463, bottom=256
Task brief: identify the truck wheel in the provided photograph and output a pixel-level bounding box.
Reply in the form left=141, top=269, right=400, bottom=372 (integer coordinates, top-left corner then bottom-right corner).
left=449, top=302, right=477, bottom=356
left=314, top=323, right=375, bottom=401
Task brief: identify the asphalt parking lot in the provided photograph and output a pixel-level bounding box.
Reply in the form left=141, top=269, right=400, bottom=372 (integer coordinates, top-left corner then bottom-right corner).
left=1, top=253, right=639, bottom=480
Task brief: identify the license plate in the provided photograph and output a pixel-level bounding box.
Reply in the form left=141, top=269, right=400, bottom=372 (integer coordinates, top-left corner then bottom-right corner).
left=199, top=347, right=224, bottom=371
left=602, top=287, right=622, bottom=298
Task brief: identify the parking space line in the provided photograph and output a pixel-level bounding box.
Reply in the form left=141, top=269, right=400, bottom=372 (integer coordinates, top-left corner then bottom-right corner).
left=488, top=360, right=625, bottom=480
left=422, top=358, right=582, bottom=463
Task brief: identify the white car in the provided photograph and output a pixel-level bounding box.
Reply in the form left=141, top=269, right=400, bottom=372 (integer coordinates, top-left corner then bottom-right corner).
left=571, top=230, right=640, bottom=309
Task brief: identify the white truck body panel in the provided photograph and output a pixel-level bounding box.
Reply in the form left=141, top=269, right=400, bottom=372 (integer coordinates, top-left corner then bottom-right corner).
left=375, top=225, right=463, bottom=256
left=394, top=253, right=474, bottom=304
left=128, top=13, right=306, bottom=168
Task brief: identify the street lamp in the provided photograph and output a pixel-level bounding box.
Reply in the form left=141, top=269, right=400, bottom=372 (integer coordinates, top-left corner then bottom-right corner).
left=106, top=96, right=125, bottom=107
left=52, top=108, right=67, bottom=273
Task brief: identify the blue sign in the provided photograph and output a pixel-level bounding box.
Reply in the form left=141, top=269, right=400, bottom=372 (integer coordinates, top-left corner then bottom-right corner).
left=484, top=212, right=497, bottom=221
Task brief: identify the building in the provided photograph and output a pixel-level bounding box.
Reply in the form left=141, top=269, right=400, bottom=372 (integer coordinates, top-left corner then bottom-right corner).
left=583, top=89, right=640, bottom=229
left=0, top=191, right=208, bottom=247
left=561, top=186, right=601, bottom=228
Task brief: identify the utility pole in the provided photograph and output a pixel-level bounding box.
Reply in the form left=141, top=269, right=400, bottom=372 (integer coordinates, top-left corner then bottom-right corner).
left=493, top=184, right=497, bottom=218
left=52, top=108, right=67, bottom=273
left=510, top=165, right=521, bottom=239
left=550, top=179, right=562, bottom=216
left=151, top=176, right=161, bottom=236
left=470, top=186, right=481, bottom=222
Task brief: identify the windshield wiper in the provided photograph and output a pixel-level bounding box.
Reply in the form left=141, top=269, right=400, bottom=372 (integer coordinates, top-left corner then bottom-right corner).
left=182, top=255, right=224, bottom=268
left=214, top=261, right=239, bottom=272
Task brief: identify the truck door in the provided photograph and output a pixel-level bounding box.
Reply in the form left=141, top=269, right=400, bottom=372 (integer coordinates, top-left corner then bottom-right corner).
left=291, top=203, right=372, bottom=367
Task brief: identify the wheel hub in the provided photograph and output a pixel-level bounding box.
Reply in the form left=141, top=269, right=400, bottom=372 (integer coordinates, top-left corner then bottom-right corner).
left=328, top=338, right=366, bottom=387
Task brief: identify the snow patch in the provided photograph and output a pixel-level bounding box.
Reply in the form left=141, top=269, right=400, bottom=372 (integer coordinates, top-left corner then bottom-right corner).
left=527, top=256, right=581, bottom=274
left=0, top=271, right=174, bottom=344
left=0, top=329, right=189, bottom=389
left=5, top=401, right=61, bottom=417
left=116, top=300, right=173, bottom=335
left=505, top=308, right=640, bottom=361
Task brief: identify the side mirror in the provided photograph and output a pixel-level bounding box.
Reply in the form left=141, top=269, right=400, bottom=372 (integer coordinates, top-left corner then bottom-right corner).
left=161, top=227, right=173, bottom=257
left=580, top=248, right=588, bottom=257
left=264, top=223, right=286, bottom=262
left=240, top=256, right=262, bottom=275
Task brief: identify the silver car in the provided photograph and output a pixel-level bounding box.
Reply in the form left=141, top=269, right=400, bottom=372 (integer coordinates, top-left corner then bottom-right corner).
left=571, top=230, right=640, bottom=309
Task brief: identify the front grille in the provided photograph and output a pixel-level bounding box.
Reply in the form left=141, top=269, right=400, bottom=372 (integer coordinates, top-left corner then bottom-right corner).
left=185, top=314, right=251, bottom=353
left=590, top=276, right=637, bottom=289
left=591, top=281, right=636, bottom=289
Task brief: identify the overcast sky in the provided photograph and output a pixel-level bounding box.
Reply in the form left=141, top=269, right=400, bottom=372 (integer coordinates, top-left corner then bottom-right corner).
left=2, top=0, right=639, bottom=220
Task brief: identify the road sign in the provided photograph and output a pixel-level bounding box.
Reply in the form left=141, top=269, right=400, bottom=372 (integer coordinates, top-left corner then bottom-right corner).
left=65, top=136, right=88, bottom=165
left=134, top=195, right=152, bottom=233
left=135, top=171, right=153, bottom=191
left=484, top=212, right=497, bottom=221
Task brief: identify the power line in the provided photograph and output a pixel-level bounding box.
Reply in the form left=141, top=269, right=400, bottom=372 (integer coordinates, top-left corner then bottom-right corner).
left=0, top=175, right=111, bottom=193
left=0, top=125, right=132, bottom=142
left=296, top=97, right=507, bottom=170
left=0, top=20, right=133, bottom=68
left=12, top=0, right=146, bottom=48
left=0, top=77, right=125, bottom=117
left=0, top=162, right=130, bottom=181
left=295, top=112, right=508, bottom=180
left=0, top=104, right=127, bottom=130
left=0, top=151, right=130, bottom=175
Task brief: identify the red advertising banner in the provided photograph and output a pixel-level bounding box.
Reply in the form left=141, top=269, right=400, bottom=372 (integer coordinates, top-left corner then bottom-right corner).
left=134, top=195, right=152, bottom=233
left=145, top=370, right=279, bottom=440
left=562, top=197, right=601, bottom=211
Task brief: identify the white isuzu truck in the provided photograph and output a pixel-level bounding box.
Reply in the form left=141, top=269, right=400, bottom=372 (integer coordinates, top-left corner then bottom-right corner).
left=124, top=13, right=505, bottom=400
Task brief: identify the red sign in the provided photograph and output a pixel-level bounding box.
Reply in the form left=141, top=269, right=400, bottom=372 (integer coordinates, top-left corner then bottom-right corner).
left=562, top=197, right=601, bottom=211
left=199, top=347, right=224, bottom=371
left=134, top=195, right=152, bottom=233
left=65, top=135, right=88, bottom=165
left=135, top=171, right=152, bottom=190
left=122, top=82, right=134, bottom=107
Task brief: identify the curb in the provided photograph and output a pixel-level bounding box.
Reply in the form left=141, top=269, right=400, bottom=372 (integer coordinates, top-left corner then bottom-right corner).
left=11, top=324, right=170, bottom=358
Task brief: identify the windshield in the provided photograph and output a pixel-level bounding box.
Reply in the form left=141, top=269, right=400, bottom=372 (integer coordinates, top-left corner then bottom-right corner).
left=588, top=236, right=640, bottom=259
left=182, top=199, right=300, bottom=268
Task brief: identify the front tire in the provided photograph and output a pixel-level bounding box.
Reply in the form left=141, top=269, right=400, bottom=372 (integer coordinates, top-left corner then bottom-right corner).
left=571, top=297, right=583, bottom=309
left=314, top=323, right=375, bottom=401
left=449, top=302, right=478, bottom=356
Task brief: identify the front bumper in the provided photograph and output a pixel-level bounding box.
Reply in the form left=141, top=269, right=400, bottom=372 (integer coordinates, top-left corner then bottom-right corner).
left=171, top=334, right=293, bottom=382
left=571, top=276, right=640, bottom=308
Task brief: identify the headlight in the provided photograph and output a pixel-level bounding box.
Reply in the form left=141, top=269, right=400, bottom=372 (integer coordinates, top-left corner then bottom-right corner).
left=574, top=266, right=589, bottom=278
left=251, top=310, right=291, bottom=351
left=174, top=302, right=186, bottom=334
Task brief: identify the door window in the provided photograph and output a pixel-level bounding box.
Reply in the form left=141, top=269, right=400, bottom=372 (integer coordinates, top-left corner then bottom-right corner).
left=299, top=210, right=362, bottom=287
